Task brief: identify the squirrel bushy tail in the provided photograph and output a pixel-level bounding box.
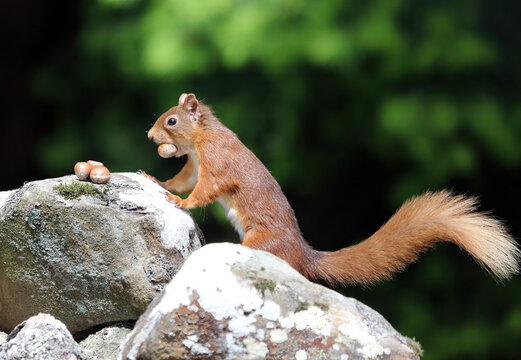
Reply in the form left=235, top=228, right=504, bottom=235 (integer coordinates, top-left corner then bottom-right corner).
left=307, top=190, right=521, bottom=285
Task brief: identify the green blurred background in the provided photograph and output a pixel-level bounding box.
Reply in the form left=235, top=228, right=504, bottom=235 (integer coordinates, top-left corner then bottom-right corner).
left=1, top=0, right=521, bottom=358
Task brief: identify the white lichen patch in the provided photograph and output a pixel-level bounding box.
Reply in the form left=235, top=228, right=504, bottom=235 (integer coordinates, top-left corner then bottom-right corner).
left=279, top=316, right=295, bottom=329
left=226, top=332, right=246, bottom=357
left=117, top=173, right=197, bottom=258
left=295, top=349, right=308, bottom=360
left=184, top=334, right=198, bottom=343
left=258, top=300, right=280, bottom=321
left=269, top=329, right=288, bottom=343
left=289, top=306, right=332, bottom=337
left=228, top=314, right=257, bottom=337
left=338, top=320, right=389, bottom=358
left=182, top=335, right=213, bottom=356
left=243, top=337, right=268, bottom=360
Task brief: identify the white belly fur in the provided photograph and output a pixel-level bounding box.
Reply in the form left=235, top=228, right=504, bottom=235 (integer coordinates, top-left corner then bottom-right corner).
left=216, top=197, right=245, bottom=239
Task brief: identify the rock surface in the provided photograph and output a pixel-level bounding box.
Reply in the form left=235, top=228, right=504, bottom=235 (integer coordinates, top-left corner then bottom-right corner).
left=80, top=325, right=132, bottom=360
left=0, top=173, right=204, bottom=334
left=0, top=313, right=86, bottom=360
left=0, top=333, right=6, bottom=346
left=119, top=243, right=420, bottom=360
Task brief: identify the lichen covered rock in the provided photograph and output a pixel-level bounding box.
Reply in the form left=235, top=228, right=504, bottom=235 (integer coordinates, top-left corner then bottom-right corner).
left=0, top=173, right=204, bottom=334
left=119, top=243, right=419, bottom=360
left=80, top=325, right=132, bottom=360
left=0, top=313, right=86, bottom=360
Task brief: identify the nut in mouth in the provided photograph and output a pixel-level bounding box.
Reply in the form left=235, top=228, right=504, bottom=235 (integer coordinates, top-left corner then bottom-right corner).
left=157, top=143, right=178, bottom=158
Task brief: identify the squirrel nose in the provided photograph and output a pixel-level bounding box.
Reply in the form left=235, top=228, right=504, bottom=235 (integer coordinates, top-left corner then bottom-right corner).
left=147, top=129, right=155, bottom=142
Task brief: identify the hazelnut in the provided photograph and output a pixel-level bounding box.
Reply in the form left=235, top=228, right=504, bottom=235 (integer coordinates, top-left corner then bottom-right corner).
left=74, top=162, right=92, bottom=180
left=158, top=144, right=177, bottom=158
left=90, top=165, right=111, bottom=184
left=88, top=160, right=104, bottom=167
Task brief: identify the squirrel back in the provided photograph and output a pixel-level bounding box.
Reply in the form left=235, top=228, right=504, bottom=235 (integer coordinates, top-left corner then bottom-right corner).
left=146, top=93, right=521, bottom=285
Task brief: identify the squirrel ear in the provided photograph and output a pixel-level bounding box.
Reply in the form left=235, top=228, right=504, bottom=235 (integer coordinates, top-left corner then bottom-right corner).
left=183, top=93, right=199, bottom=113
left=181, top=93, right=200, bottom=122
left=178, top=93, right=188, bottom=106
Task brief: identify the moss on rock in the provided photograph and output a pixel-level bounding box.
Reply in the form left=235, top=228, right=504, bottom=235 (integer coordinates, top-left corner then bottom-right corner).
left=54, top=181, right=110, bottom=200
left=254, top=279, right=276, bottom=296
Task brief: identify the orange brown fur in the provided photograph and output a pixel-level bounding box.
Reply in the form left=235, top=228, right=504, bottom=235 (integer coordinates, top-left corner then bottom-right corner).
left=145, top=93, right=521, bottom=286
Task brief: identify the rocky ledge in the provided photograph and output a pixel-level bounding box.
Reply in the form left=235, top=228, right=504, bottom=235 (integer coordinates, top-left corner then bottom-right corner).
left=0, top=174, right=421, bottom=359
left=0, top=173, right=204, bottom=334
left=120, top=243, right=421, bottom=360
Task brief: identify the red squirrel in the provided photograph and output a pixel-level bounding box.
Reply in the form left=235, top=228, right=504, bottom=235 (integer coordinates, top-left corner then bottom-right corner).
left=142, top=93, right=521, bottom=285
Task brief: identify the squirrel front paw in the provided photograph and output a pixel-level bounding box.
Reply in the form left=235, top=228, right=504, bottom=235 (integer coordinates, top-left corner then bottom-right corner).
left=165, top=192, right=185, bottom=208
left=138, top=170, right=161, bottom=185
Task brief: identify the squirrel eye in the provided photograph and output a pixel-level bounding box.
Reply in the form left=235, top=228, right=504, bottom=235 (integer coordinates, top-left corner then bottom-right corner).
left=167, top=117, right=177, bottom=126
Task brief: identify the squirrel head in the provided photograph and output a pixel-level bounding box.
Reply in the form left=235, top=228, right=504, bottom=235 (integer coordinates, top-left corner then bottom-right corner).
left=148, top=93, right=203, bottom=157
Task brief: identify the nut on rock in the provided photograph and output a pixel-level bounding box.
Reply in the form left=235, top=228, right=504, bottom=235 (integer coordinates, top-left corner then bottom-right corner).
left=74, top=162, right=91, bottom=180
left=90, top=165, right=111, bottom=184
left=73, top=160, right=111, bottom=184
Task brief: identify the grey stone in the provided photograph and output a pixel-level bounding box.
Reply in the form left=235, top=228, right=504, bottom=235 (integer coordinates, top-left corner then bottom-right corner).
left=80, top=326, right=132, bottom=360
left=119, top=243, right=420, bottom=360
left=0, top=173, right=204, bottom=334
left=0, top=332, right=6, bottom=346
left=0, top=313, right=86, bottom=360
